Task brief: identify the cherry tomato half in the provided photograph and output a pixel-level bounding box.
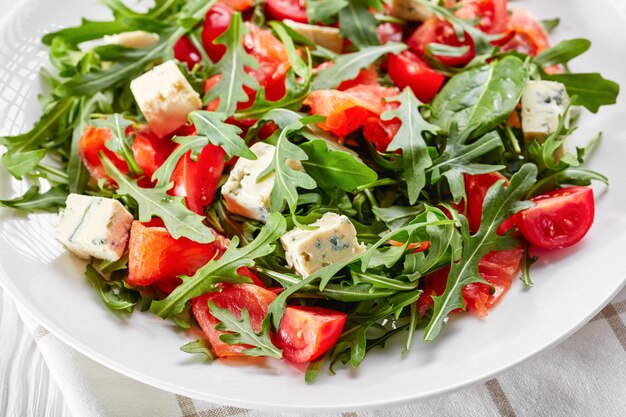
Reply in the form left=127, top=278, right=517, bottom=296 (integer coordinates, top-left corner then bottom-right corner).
left=266, top=0, right=308, bottom=24
left=173, top=36, right=202, bottom=70
left=514, top=186, right=595, bottom=250
left=464, top=172, right=515, bottom=235
left=388, top=50, right=445, bottom=103
left=78, top=125, right=129, bottom=184
left=192, top=284, right=277, bottom=358
left=496, top=9, right=549, bottom=56
left=275, top=306, right=346, bottom=363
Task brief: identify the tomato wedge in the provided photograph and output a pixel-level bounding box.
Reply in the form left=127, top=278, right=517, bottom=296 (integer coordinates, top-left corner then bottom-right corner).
left=388, top=50, right=445, bottom=103
left=418, top=247, right=523, bottom=317
left=127, top=221, right=220, bottom=287
left=131, top=128, right=176, bottom=182
left=266, top=0, right=308, bottom=24
left=407, top=17, right=476, bottom=67
left=305, top=84, right=399, bottom=137
left=275, top=306, right=346, bottom=363
left=464, top=172, right=515, bottom=235
left=170, top=143, right=226, bottom=215
left=192, top=284, right=277, bottom=358
left=514, top=186, right=595, bottom=250
left=202, top=2, right=233, bottom=63
left=173, top=36, right=202, bottom=69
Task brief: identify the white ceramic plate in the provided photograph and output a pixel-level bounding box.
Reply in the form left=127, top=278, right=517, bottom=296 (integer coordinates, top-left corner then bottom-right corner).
left=1, top=0, right=625, bottom=412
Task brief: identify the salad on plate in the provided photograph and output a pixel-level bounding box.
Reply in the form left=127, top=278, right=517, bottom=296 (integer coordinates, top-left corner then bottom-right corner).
left=0, top=0, right=619, bottom=381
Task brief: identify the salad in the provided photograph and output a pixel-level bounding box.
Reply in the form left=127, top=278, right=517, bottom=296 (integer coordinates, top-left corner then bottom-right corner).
left=0, top=0, right=619, bottom=382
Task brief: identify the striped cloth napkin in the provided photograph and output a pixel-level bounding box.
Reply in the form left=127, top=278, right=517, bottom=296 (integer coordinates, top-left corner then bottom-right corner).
left=1, top=285, right=624, bottom=417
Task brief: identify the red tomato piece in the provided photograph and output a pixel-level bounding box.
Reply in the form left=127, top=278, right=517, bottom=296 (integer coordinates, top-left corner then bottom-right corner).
left=127, top=221, right=220, bottom=287
left=266, top=0, right=308, bottom=23
left=170, top=144, right=226, bottom=215
left=202, top=3, right=233, bottom=63
left=464, top=172, right=511, bottom=235
left=275, top=306, right=346, bottom=363
left=418, top=247, right=523, bottom=317
left=337, top=65, right=379, bottom=91
left=131, top=128, right=176, bottom=182
left=497, top=9, right=550, bottom=56
left=514, top=186, right=595, bottom=250
left=305, top=84, right=400, bottom=137
left=408, top=17, right=476, bottom=67
left=79, top=125, right=129, bottom=184
left=173, top=36, right=202, bottom=70
left=192, top=283, right=277, bottom=358
left=455, top=0, right=508, bottom=34
left=388, top=50, right=445, bottom=103
left=362, top=114, right=401, bottom=153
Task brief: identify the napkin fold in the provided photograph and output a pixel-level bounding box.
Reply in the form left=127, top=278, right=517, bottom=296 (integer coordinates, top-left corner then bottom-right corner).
left=1, top=286, right=624, bottom=417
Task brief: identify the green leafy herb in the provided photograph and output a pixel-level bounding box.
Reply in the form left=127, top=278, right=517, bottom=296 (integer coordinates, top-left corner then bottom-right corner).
left=85, top=264, right=136, bottom=312
left=300, top=140, right=377, bottom=193
left=151, top=213, right=286, bottom=318
left=189, top=111, right=254, bottom=159
left=210, top=302, right=282, bottom=359
left=0, top=186, right=67, bottom=213
left=312, top=42, right=406, bottom=91
left=102, top=156, right=215, bottom=243
left=307, top=0, right=348, bottom=24
left=541, top=18, right=560, bottom=33
left=338, top=0, right=381, bottom=49
left=180, top=338, right=215, bottom=360
left=258, top=120, right=317, bottom=214
left=431, top=56, right=529, bottom=138
left=92, top=114, right=142, bottom=176
left=204, top=12, right=259, bottom=115
left=382, top=88, right=439, bottom=204
left=534, top=39, right=591, bottom=67
left=424, top=164, right=538, bottom=341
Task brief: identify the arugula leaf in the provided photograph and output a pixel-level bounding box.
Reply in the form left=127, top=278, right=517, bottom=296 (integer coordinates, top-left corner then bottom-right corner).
left=299, top=140, right=377, bottom=193
left=372, top=205, right=424, bottom=230
left=92, top=114, right=142, bottom=176
left=429, top=126, right=505, bottom=203
left=424, top=164, right=538, bottom=341
left=1, top=98, right=75, bottom=178
left=85, top=264, right=136, bottom=312
left=312, top=42, right=406, bottom=91
left=210, top=302, right=282, bottom=359
left=431, top=56, right=529, bottom=138
left=189, top=111, right=254, bottom=159
left=0, top=186, right=67, bottom=213
left=307, top=0, right=348, bottom=24
left=180, top=338, right=214, bottom=360
left=258, top=120, right=317, bottom=213
left=542, top=72, right=619, bottom=113
left=151, top=213, right=286, bottom=318
left=102, top=156, right=215, bottom=243
left=534, top=39, right=591, bottom=67
left=339, top=0, right=380, bottom=49
left=204, top=12, right=259, bottom=115
left=42, top=19, right=134, bottom=46
left=541, top=18, right=560, bottom=33
left=382, top=88, right=439, bottom=204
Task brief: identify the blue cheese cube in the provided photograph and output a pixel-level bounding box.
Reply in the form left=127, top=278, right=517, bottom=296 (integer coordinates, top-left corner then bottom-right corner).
left=130, top=60, right=202, bottom=137
left=521, top=80, right=570, bottom=142
left=221, top=142, right=302, bottom=222
left=104, top=31, right=160, bottom=48
left=56, top=194, right=134, bottom=261
left=280, top=213, right=366, bottom=277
